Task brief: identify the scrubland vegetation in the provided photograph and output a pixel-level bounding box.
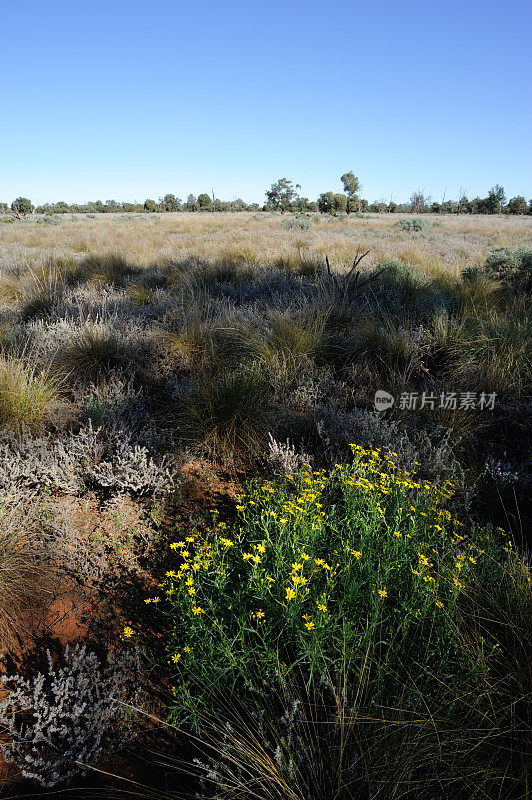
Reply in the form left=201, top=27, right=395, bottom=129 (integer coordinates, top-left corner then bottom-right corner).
left=0, top=211, right=530, bottom=798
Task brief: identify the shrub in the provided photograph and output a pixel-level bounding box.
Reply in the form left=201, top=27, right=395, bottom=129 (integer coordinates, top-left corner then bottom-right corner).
left=148, top=450, right=530, bottom=797
left=0, top=422, right=174, bottom=499
left=482, top=246, right=532, bottom=292
left=151, top=454, right=530, bottom=798
left=394, top=217, right=431, bottom=232
left=0, top=644, right=139, bottom=787
left=282, top=214, right=312, bottom=230
left=0, top=356, right=60, bottom=433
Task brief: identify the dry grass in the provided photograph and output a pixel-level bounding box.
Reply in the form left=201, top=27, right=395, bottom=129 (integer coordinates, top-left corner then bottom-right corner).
left=1, top=212, right=531, bottom=281
left=0, top=355, right=61, bottom=432
left=0, top=503, right=51, bottom=654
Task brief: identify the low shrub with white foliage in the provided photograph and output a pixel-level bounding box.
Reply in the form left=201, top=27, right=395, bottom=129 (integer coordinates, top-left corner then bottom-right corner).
left=0, top=644, right=140, bottom=787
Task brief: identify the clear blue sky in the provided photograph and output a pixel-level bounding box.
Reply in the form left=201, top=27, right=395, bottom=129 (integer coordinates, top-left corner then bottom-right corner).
left=2, top=0, right=531, bottom=206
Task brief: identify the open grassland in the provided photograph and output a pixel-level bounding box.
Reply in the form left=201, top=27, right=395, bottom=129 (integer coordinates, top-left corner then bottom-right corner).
left=2, top=211, right=531, bottom=275
left=0, top=211, right=531, bottom=798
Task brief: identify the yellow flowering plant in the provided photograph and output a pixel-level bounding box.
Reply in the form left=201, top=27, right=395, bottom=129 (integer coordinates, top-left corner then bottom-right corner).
left=146, top=449, right=522, bottom=729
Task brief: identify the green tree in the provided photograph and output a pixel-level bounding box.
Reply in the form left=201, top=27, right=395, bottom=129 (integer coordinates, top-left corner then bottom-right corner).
left=198, top=193, right=212, bottom=211
left=410, top=191, right=431, bottom=213
left=332, top=193, right=348, bottom=214
left=340, top=171, right=360, bottom=212
left=161, top=194, right=181, bottom=212
left=265, top=178, right=300, bottom=212
left=11, top=197, right=34, bottom=217
left=508, top=196, right=527, bottom=215
left=144, top=199, right=158, bottom=212
left=185, top=194, right=198, bottom=212
left=486, top=185, right=506, bottom=214
left=317, top=191, right=334, bottom=214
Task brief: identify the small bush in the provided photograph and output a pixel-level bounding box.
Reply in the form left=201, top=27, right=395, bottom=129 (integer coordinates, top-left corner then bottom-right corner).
left=395, top=217, right=432, bottom=232
left=0, top=644, right=139, bottom=787
left=482, top=246, right=532, bottom=292
left=282, top=214, right=312, bottom=230
left=150, top=451, right=530, bottom=797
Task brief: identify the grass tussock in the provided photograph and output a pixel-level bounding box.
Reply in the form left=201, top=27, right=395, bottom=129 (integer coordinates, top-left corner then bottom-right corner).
left=54, top=322, right=128, bottom=384
left=0, top=504, right=51, bottom=654
left=180, top=368, right=273, bottom=459
left=0, top=355, right=60, bottom=432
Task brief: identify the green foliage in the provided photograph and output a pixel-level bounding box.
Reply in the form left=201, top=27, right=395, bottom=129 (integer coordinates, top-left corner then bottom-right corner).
left=144, top=199, right=159, bottom=212
left=340, top=170, right=360, bottom=198
left=147, top=450, right=530, bottom=796
left=265, top=178, right=300, bottom=212
left=198, top=193, right=212, bottom=211
left=161, top=194, right=182, bottom=212
left=281, top=213, right=312, bottom=230
left=0, top=356, right=60, bottom=433
left=508, top=196, right=528, bottom=215
left=483, top=246, right=532, bottom=292
left=317, top=191, right=334, bottom=213
left=395, top=217, right=431, bottom=231
left=11, top=197, right=34, bottom=216
left=180, top=367, right=274, bottom=459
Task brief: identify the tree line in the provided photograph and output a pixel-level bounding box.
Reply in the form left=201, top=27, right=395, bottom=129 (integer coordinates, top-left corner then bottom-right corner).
left=2, top=174, right=531, bottom=218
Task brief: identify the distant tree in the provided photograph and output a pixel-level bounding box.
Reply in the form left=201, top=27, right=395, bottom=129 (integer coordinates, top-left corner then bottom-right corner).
left=198, top=193, right=212, bottom=211
left=265, top=178, right=300, bottom=212
left=410, top=191, right=431, bottom=213
left=359, top=199, right=369, bottom=212
left=486, top=185, right=506, bottom=214
left=317, top=192, right=334, bottom=214
left=388, top=201, right=398, bottom=213
left=340, top=171, right=360, bottom=212
left=53, top=201, right=70, bottom=213
left=185, top=194, right=198, bottom=212
left=508, top=196, right=527, bottom=215
left=11, top=197, right=34, bottom=217
left=0, top=202, right=9, bottom=214
left=229, top=198, right=248, bottom=212
left=144, top=199, right=158, bottom=213
left=161, top=194, right=181, bottom=212
left=440, top=200, right=457, bottom=214
left=295, top=197, right=313, bottom=212
left=430, top=202, right=441, bottom=214
left=457, top=195, right=469, bottom=214
left=332, top=193, right=348, bottom=214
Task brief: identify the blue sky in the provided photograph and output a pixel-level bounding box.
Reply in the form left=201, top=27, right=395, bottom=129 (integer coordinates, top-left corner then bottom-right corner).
left=2, top=0, right=531, bottom=205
